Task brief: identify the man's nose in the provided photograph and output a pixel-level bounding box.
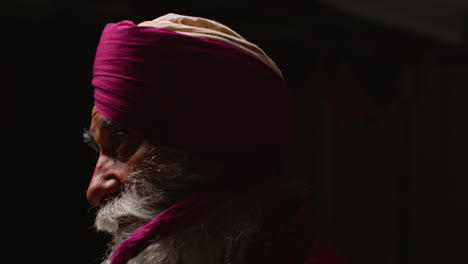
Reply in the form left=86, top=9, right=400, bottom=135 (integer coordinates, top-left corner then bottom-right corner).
left=86, top=154, right=122, bottom=206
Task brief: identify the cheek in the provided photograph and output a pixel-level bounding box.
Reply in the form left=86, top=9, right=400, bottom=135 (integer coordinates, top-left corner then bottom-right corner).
left=117, top=141, right=140, bottom=161
left=116, top=164, right=135, bottom=184
left=116, top=134, right=148, bottom=162
left=119, top=144, right=155, bottom=182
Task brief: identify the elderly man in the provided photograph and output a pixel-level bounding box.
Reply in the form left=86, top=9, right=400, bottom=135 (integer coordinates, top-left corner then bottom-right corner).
left=84, top=13, right=346, bottom=264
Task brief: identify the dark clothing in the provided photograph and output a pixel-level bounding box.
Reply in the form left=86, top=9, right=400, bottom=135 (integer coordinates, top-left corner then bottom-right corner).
left=245, top=200, right=347, bottom=264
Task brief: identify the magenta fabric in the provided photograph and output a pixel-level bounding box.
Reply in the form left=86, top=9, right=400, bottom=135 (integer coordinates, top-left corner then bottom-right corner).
left=92, top=20, right=296, bottom=164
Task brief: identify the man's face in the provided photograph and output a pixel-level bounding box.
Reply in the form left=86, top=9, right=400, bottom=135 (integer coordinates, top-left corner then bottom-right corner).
left=85, top=106, right=156, bottom=206
left=84, top=107, right=219, bottom=257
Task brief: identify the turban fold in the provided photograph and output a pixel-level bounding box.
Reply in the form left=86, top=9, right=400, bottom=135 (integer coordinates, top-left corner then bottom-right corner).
left=91, top=13, right=296, bottom=264
left=92, top=13, right=296, bottom=164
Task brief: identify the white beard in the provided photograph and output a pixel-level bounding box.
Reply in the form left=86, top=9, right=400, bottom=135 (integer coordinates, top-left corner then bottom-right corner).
left=94, top=151, right=260, bottom=264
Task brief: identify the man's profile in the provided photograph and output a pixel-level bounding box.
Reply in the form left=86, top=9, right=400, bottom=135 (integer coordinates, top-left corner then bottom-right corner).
left=84, top=13, right=346, bottom=264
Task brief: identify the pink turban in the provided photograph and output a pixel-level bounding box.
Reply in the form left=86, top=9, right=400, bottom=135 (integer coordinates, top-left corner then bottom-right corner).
left=91, top=14, right=296, bottom=264
left=92, top=13, right=296, bottom=164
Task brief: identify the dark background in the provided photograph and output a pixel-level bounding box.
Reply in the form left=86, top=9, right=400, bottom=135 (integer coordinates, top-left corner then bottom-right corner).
left=8, top=1, right=468, bottom=263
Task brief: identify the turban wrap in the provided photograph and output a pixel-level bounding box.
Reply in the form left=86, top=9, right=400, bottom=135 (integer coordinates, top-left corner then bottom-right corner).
left=91, top=13, right=296, bottom=264
left=92, top=13, right=295, bottom=164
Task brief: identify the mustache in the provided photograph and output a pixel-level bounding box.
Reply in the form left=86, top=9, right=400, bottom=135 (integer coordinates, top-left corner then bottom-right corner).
left=93, top=151, right=204, bottom=238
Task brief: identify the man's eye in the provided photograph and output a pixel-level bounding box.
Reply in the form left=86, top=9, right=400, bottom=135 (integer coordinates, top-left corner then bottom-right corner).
left=112, top=131, right=129, bottom=147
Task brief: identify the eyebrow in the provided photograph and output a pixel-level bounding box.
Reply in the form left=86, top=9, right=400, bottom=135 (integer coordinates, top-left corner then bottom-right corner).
left=100, top=117, right=115, bottom=129
left=83, top=128, right=99, bottom=152
left=83, top=117, right=116, bottom=152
